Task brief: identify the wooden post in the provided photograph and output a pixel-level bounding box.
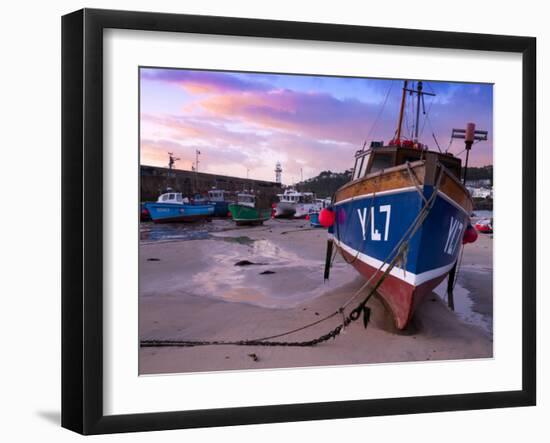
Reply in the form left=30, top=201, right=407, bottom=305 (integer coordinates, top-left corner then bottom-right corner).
left=447, top=262, right=456, bottom=311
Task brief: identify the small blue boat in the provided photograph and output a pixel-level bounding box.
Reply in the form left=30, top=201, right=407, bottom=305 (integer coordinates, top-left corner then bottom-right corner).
left=145, top=191, right=214, bottom=223
left=207, top=189, right=232, bottom=217
left=309, top=212, right=322, bottom=227
left=189, top=190, right=232, bottom=217
left=308, top=198, right=331, bottom=228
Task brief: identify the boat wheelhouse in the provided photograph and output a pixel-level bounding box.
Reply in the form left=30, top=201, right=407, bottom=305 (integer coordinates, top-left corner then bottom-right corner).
left=208, top=189, right=228, bottom=202
left=157, top=192, right=189, bottom=204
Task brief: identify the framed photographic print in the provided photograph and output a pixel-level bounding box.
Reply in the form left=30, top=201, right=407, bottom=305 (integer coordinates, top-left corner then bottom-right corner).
left=62, top=8, right=536, bottom=435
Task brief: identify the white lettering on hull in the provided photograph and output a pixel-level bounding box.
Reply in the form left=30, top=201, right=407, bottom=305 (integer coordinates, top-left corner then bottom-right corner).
left=357, top=205, right=392, bottom=242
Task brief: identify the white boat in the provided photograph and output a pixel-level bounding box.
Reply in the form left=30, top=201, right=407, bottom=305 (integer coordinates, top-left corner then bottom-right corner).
left=275, top=189, right=320, bottom=218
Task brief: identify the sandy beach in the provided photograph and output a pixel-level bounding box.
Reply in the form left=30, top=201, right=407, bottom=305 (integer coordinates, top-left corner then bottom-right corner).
left=139, top=218, right=493, bottom=375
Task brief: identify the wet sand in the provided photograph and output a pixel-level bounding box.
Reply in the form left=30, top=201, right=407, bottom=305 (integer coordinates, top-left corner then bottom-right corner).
left=139, top=219, right=493, bottom=374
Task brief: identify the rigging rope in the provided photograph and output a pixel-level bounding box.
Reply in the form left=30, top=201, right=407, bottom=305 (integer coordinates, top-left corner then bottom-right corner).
left=365, top=80, right=394, bottom=143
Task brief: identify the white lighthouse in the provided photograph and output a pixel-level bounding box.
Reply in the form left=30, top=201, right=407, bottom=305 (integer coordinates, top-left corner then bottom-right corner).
left=275, top=162, right=282, bottom=184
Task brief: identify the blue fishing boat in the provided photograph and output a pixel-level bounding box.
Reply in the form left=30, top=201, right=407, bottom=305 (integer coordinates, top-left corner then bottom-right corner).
left=145, top=191, right=214, bottom=223
left=324, top=80, right=485, bottom=330
left=207, top=189, right=232, bottom=217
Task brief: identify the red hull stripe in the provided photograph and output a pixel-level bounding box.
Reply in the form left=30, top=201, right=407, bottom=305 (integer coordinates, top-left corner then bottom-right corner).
left=338, top=246, right=447, bottom=329
left=330, top=236, right=457, bottom=286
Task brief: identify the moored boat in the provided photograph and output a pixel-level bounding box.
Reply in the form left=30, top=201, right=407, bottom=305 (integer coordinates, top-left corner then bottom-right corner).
left=475, top=218, right=493, bottom=233
left=275, top=189, right=319, bottom=218
left=309, top=212, right=321, bottom=227
left=207, top=188, right=232, bottom=217
left=140, top=202, right=151, bottom=222
left=145, top=191, right=214, bottom=223
left=228, top=192, right=272, bottom=225
left=325, top=80, right=484, bottom=330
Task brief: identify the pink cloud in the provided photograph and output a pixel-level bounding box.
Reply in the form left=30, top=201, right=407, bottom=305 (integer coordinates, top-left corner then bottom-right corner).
left=141, top=69, right=268, bottom=94
left=141, top=113, right=268, bottom=147
left=193, top=89, right=377, bottom=145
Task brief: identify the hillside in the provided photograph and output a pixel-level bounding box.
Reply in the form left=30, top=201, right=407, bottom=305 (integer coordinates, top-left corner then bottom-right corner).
left=464, top=165, right=493, bottom=184
left=295, top=170, right=352, bottom=198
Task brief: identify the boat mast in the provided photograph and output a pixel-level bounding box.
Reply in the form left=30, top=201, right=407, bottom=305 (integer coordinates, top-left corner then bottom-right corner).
left=395, top=80, right=408, bottom=143
left=194, top=149, right=201, bottom=193
left=414, top=81, right=423, bottom=142
left=395, top=81, right=438, bottom=146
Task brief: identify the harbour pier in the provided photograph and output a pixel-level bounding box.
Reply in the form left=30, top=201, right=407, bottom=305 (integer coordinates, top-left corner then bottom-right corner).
left=140, top=165, right=282, bottom=201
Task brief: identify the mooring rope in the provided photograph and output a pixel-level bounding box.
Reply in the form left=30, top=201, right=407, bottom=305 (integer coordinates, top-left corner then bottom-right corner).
left=140, top=168, right=444, bottom=348
left=406, top=162, right=429, bottom=205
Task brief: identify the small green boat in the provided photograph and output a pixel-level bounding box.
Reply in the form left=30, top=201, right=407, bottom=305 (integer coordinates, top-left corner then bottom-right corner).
left=228, top=193, right=272, bottom=225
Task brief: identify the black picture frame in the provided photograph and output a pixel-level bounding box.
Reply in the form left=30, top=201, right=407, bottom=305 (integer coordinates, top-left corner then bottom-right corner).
left=62, top=8, right=536, bottom=435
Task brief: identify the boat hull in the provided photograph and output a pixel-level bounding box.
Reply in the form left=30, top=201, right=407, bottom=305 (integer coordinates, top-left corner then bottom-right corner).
left=274, top=202, right=296, bottom=218
left=145, top=202, right=214, bottom=223
left=309, top=212, right=324, bottom=228
left=334, top=237, right=450, bottom=329
left=228, top=204, right=271, bottom=225
left=295, top=203, right=320, bottom=218
left=140, top=203, right=151, bottom=222
left=275, top=202, right=320, bottom=218
left=210, top=201, right=230, bottom=217
left=475, top=220, right=493, bottom=233
left=332, top=164, right=472, bottom=329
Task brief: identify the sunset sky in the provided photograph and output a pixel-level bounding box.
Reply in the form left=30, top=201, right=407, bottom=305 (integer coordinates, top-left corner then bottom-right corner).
left=140, top=68, right=493, bottom=185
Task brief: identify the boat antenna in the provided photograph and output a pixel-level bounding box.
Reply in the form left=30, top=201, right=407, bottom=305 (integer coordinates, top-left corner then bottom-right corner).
left=404, top=81, right=435, bottom=143
left=168, top=152, right=180, bottom=170
left=451, top=123, right=488, bottom=184
left=414, top=81, right=423, bottom=141
left=193, top=149, right=201, bottom=193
